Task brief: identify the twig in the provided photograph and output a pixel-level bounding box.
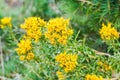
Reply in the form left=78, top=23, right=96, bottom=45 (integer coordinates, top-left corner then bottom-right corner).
left=0, top=37, right=5, bottom=80
left=92, top=49, right=115, bottom=58
left=112, top=72, right=120, bottom=80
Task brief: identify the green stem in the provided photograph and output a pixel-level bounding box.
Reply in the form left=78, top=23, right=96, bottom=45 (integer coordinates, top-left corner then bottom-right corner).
left=9, top=28, right=18, bottom=44
left=74, top=30, right=80, bottom=42
left=107, top=0, right=110, bottom=13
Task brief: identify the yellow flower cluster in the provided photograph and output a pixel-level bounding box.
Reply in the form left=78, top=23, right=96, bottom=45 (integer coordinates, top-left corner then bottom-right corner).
left=97, top=61, right=111, bottom=71
left=16, top=39, right=32, bottom=54
left=0, top=17, right=12, bottom=29
left=85, top=74, right=103, bottom=80
left=55, top=52, right=78, bottom=73
left=99, top=22, right=119, bottom=40
left=45, top=17, right=73, bottom=45
left=16, top=17, right=46, bottom=60
left=20, top=17, right=46, bottom=42
left=16, top=39, right=34, bottom=60
left=56, top=71, right=65, bottom=80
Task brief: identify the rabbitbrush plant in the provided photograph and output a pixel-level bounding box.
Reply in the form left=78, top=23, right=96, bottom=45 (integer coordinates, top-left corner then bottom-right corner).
left=0, top=16, right=120, bottom=80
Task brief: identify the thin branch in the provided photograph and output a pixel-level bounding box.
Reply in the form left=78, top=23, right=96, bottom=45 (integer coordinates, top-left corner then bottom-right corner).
left=92, top=49, right=115, bottom=58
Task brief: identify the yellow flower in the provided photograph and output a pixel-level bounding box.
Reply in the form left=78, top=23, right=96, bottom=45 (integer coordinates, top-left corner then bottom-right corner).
left=26, top=52, right=34, bottom=60
left=99, top=22, right=119, bottom=40
left=49, top=38, right=55, bottom=45
left=85, top=74, right=103, bottom=80
left=97, top=61, right=103, bottom=66
left=56, top=71, right=65, bottom=80
left=20, top=17, right=46, bottom=42
left=16, top=39, right=32, bottom=55
left=45, top=17, right=73, bottom=45
left=16, top=39, right=35, bottom=61
left=20, top=55, right=25, bottom=60
left=1, top=17, right=12, bottom=27
left=103, top=64, right=112, bottom=71
left=58, top=36, right=67, bottom=45
left=0, top=24, right=4, bottom=29
left=55, top=52, right=78, bottom=73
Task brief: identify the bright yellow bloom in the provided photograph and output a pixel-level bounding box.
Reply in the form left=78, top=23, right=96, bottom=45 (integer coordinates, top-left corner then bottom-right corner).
left=20, top=17, right=46, bottom=42
left=0, top=17, right=12, bottom=27
left=21, top=17, right=46, bottom=30
left=16, top=39, right=35, bottom=61
left=55, top=52, right=78, bottom=73
left=58, top=36, right=67, bottom=45
left=20, top=55, right=25, bottom=60
left=45, top=17, right=73, bottom=45
left=99, top=22, right=119, bottom=40
left=56, top=71, right=65, bottom=80
left=85, top=74, right=103, bottom=80
left=16, top=39, right=32, bottom=55
left=26, top=52, right=34, bottom=60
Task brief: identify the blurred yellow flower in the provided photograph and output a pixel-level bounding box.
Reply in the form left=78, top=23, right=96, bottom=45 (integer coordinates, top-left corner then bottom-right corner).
left=45, top=17, right=73, bottom=45
left=1, top=17, right=12, bottom=27
left=20, top=55, right=25, bottom=60
left=97, top=61, right=103, bottom=66
left=56, top=71, right=65, bottom=80
left=55, top=52, right=78, bottom=73
left=26, top=52, right=34, bottom=60
left=16, top=39, right=34, bottom=61
left=85, top=74, right=103, bottom=80
left=16, top=39, right=32, bottom=55
left=0, top=24, right=4, bottom=29
left=103, top=64, right=112, bottom=71
left=20, top=17, right=46, bottom=42
left=99, top=22, right=119, bottom=40
left=58, top=36, right=67, bottom=45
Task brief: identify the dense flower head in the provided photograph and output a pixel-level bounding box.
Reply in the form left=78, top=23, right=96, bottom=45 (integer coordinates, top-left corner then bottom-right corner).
left=20, top=17, right=46, bottom=42
left=16, top=39, right=32, bottom=55
left=99, top=22, right=119, bottom=40
left=0, top=17, right=12, bottom=28
left=45, top=17, right=73, bottom=45
left=85, top=74, right=103, bottom=80
left=56, top=71, right=65, bottom=80
left=16, top=39, right=34, bottom=60
left=55, top=52, right=78, bottom=73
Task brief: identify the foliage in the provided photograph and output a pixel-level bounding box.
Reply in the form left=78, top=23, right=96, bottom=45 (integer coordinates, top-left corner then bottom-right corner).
left=0, top=0, right=120, bottom=80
